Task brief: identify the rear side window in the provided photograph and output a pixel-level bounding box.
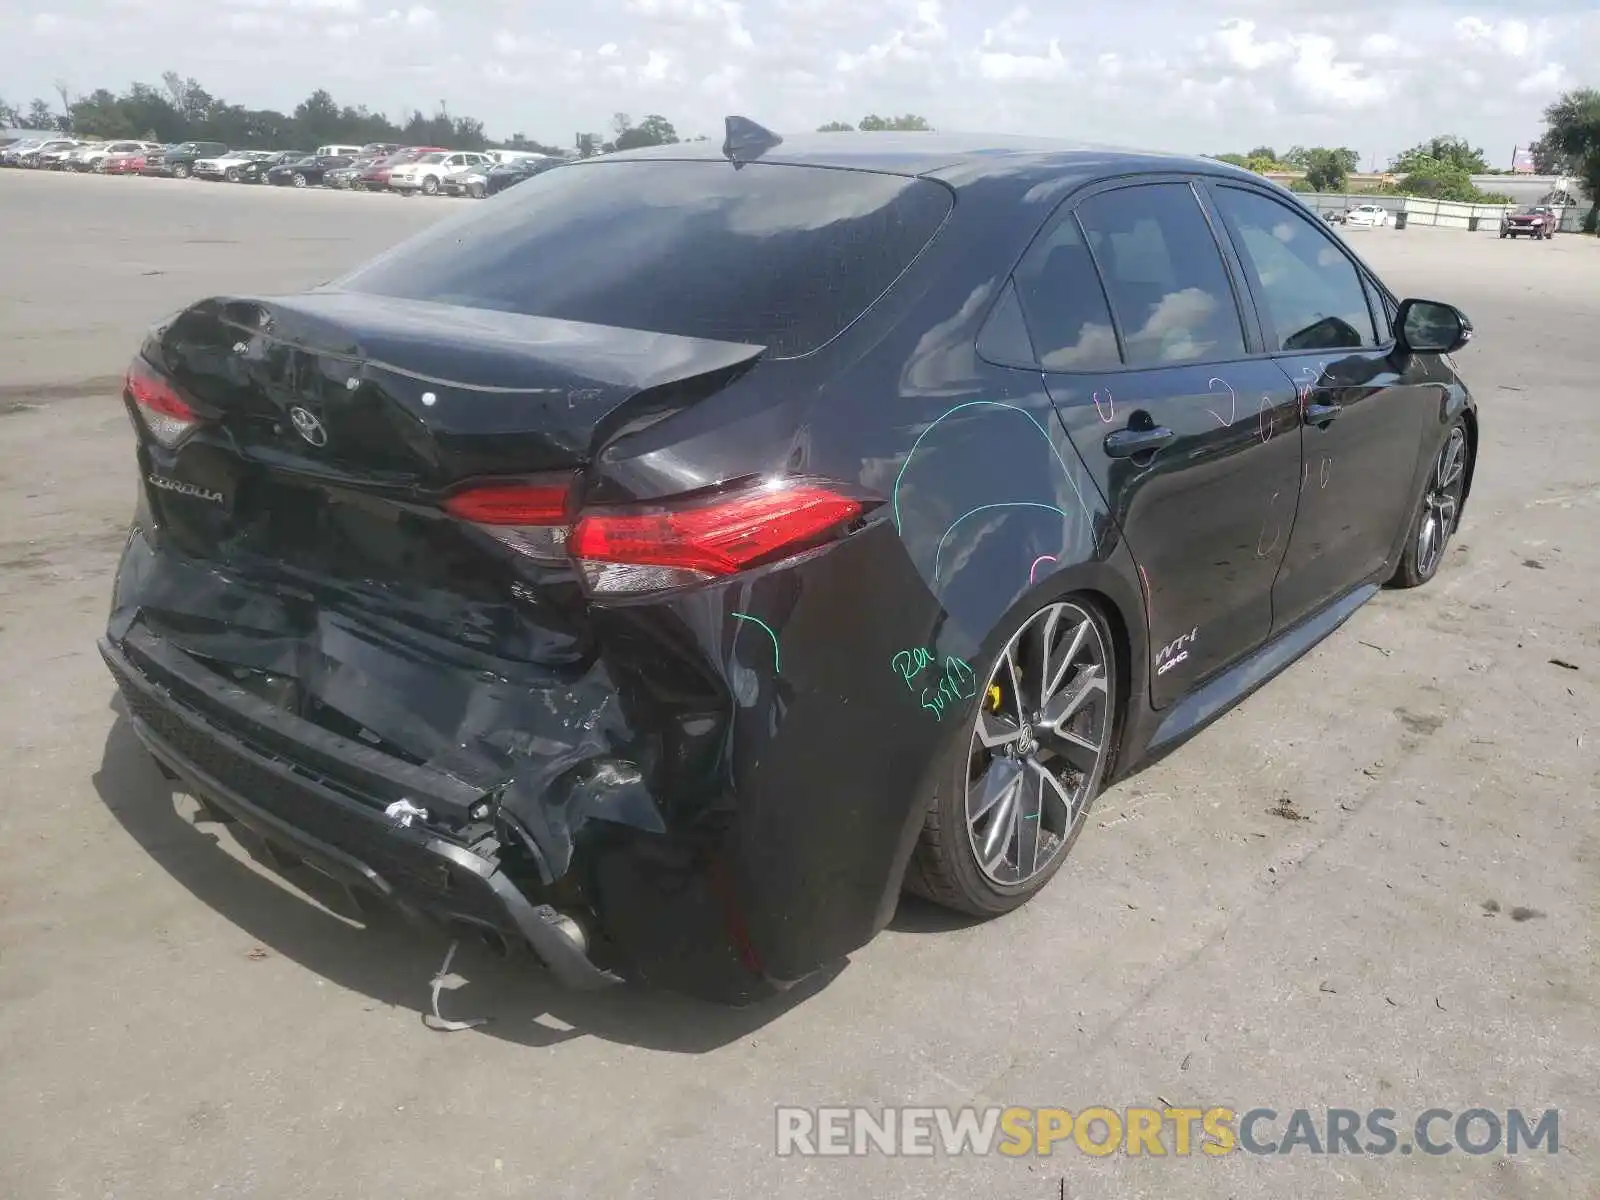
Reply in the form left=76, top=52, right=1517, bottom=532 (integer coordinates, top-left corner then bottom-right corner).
left=335, top=160, right=953, bottom=357
left=1013, top=214, right=1123, bottom=371
left=1210, top=186, right=1377, bottom=351
left=1075, top=183, right=1247, bottom=367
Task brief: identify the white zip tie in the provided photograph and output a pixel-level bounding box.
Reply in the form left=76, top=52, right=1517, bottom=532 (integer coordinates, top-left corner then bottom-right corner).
left=425, top=939, right=488, bottom=1032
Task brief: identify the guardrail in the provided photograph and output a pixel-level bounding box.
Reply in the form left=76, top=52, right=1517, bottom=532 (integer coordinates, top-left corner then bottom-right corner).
left=1300, top=193, right=1586, bottom=233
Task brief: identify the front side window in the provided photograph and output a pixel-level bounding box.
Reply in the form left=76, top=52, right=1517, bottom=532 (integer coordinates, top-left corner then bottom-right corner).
left=1074, top=183, right=1248, bottom=368
left=1211, top=186, right=1377, bottom=352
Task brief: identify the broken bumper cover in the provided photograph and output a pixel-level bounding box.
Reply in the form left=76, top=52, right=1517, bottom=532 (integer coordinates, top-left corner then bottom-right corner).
left=99, top=632, right=621, bottom=992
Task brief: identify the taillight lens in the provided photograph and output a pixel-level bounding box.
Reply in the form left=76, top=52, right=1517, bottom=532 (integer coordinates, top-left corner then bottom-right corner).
left=442, top=478, right=574, bottom=563
left=570, top=480, right=866, bottom=594
left=125, top=355, right=201, bottom=448
left=443, top=477, right=869, bottom=593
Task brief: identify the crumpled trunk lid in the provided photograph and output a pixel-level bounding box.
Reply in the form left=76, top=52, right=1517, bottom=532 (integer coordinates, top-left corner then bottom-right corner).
left=118, top=289, right=762, bottom=857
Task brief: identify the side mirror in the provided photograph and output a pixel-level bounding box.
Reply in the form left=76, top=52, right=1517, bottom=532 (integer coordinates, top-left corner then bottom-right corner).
left=1394, top=299, right=1472, bottom=355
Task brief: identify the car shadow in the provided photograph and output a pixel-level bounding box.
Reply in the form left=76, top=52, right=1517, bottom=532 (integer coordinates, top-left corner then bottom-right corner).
left=91, top=702, right=841, bottom=1052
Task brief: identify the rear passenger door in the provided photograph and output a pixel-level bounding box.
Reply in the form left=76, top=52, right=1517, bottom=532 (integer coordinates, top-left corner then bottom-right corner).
left=1020, top=179, right=1304, bottom=705
left=1203, top=183, right=1435, bottom=632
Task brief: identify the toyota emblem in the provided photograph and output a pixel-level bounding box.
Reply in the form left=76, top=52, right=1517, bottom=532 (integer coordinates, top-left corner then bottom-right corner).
left=288, top=406, right=328, bottom=448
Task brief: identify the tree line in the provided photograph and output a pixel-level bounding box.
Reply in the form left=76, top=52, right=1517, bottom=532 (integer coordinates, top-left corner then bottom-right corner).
left=1210, top=90, right=1600, bottom=223
left=0, top=75, right=701, bottom=159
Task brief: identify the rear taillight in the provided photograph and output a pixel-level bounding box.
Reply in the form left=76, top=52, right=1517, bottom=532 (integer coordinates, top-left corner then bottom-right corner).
left=570, top=480, right=866, bottom=594
left=442, top=478, right=574, bottom=564
left=442, top=477, right=869, bottom=594
left=125, top=356, right=201, bottom=448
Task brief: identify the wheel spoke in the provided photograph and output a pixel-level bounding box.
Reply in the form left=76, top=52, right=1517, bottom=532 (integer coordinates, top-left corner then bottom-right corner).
left=1038, top=664, right=1106, bottom=734
left=968, top=758, right=1022, bottom=825
left=1014, top=771, right=1044, bottom=878
left=976, top=708, right=1025, bottom=750
left=1041, top=618, right=1089, bottom=707
left=1027, top=756, right=1078, bottom=829
left=1049, top=728, right=1103, bottom=775
left=1001, top=644, right=1028, bottom=725
left=980, top=773, right=1023, bottom=868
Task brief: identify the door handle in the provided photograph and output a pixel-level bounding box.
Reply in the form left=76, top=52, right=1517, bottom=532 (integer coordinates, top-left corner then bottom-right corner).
left=1303, top=401, right=1343, bottom=425
left=1104, top=425, right=1176, bottom=458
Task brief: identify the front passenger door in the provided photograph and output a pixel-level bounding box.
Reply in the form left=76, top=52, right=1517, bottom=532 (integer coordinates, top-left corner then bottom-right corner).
left=1205, top=184, right=1437, bottom=631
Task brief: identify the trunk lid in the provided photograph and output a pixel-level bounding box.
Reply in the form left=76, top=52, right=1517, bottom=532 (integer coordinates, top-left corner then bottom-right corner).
left=156, top=290, right=763, bottom=485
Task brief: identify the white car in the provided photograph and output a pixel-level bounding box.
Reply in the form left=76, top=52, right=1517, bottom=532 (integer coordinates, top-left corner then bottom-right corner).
left=194, top=150, right=275, bottom=181
left=75, top=140, right=162, bottom=172
left=389, top=151, right=493, bottom=196
left=35, top=139, right=90, bottom=169
left=1344, top=204, right=1391, bottom=228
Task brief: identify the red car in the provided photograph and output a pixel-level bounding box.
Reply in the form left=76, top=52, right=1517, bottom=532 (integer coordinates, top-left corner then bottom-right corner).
left=1500, top=206, right=1558, bottom=239
left=104, top=150, right=155, bottom=176
left=353, top=146, right=447, bottom=191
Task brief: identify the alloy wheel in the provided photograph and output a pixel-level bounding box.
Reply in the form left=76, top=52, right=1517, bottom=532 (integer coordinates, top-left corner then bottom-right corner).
left=1417, top=426, right=1467, bottom=577
left=964, top=601, right=1111, bottom=887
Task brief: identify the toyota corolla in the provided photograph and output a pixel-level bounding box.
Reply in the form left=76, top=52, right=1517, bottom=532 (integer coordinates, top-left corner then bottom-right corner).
left=100, top=120, right=1478, bottom=1005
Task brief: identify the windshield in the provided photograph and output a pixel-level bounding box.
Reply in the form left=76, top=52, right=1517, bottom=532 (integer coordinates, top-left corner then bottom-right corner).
left=334, top=159, right=954, bottom=358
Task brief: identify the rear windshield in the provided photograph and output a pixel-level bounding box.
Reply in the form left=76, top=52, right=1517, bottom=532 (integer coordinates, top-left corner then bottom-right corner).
left=334, top=159, right=954, bottom=357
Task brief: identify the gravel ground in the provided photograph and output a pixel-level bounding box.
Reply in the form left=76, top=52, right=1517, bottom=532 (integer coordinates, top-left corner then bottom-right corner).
left=1, top=170, right=1596, bottom=1200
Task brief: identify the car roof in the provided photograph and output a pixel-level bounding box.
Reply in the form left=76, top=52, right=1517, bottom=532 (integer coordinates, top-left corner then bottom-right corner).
left=599, top=130, right=1262, bottom=190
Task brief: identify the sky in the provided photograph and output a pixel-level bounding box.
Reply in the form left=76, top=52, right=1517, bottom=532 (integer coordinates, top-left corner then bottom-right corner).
left=3, top=0, right=1596, bottom=168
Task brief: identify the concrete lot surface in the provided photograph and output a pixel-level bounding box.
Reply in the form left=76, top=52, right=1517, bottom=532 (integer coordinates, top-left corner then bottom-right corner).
left=1, top=171, right=1596, bottom=1199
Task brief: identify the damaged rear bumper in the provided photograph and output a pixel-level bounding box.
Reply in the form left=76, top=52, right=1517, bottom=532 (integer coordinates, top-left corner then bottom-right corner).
left=100, top=631, right=621, bottom=991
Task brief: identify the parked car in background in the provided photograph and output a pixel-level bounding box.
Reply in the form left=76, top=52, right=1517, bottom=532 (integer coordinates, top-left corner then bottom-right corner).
left=266, top=153, right=352, bottom=187
left=142, top=141, right=229, bottom=178
left=314, top=143, right=364, bottom=158
left=78, top=140, right=162, bottom=172
left=441, top=166, right=488, bottom=197
left=194, top=150, right=275, bottom=182
left=1500, top=206, right=1557, bottom=240
left=390, top=151, right=491, bottom=195
left=59, top=141, right=110, bottom=171
left=104, top=146, right=165, bottom=175
left=1, top=138, right=49, bottom=165
left=35, top=140, right=90, bottom=169
left=1344, top=204, right=1391, bottom=228
left=481, top=155, right=561, bottom=196
left=99, top=127, right=1478, bottom=1005
left=353, top=146, right=445, bottom=191
left=233, top=150, right=310, bottom=184
left=324, top=157, right=376, bottom=189
left=483, top=149, right=554, bottom=167
left=359, top=142, right=400, bottom=157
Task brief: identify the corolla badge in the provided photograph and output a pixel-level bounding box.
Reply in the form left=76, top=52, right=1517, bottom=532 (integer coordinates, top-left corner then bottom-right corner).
left=288, top=405, right=328, bottom=447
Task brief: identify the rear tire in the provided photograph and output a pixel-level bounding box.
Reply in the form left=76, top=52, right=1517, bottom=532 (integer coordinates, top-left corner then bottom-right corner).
left=904, top=595, right=1119, bottom=916
left=1389, top=420, right=1470, bottom=589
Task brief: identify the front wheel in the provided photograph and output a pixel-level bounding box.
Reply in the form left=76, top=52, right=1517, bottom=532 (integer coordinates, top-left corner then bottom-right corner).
left=292, top=172, right=307, bottom=188
left=421, top=175, right=440, bottom=196
left=904, top=597, right=1118, bottom=916
left=225, top=168, right=240, bottom=182
left=172, top=163, right=190, bottom=179
left=1389, top=421, right=1470, bottom=588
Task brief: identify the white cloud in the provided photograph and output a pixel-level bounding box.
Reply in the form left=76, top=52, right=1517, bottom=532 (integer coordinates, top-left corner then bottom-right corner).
left=2, top=0, right=1594, bottom=169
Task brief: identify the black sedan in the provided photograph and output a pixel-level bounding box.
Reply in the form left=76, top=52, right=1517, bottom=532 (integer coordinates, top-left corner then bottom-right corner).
left=235, top=150, right=310, bottom=183
left=265, top=154, right=351, bottom=187
left=100, top=121, right=1478, bottom=1005
left=482, top=156, right=560, bottom=196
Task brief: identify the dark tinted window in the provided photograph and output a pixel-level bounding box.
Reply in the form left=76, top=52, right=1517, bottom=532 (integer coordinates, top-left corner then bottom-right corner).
left=1013, top=214, right=1122, bottom=371
left=1211, top=186, right=1377, bottom=352
left=1074, top=184, right=1247, bottom=367
left=334, top=160, right=953, bottom=357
